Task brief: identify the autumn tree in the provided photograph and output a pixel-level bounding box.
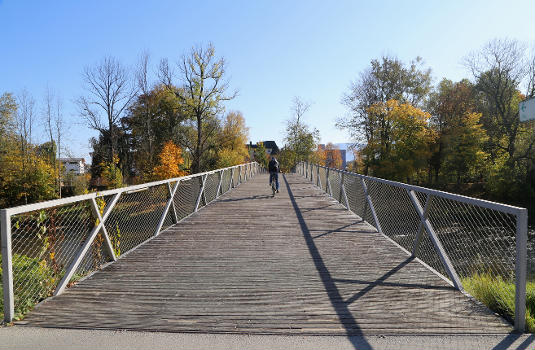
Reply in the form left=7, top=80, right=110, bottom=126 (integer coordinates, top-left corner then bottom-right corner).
left=317, top=143, right=343, bottom=169
left=152, top=140, right=187, bottom=180
left=338, top=56, right=432, bottom=174
left=427, top=79, right=485, bottom=184
left=216, top=111, right=249, bottom=168
left=122, top=84, right=183, bottom=178
left=363, top=100, right=435, bottom=181
left=160, top=44, right=236, bottom=173
left=466, top=38, right=534, bottom=206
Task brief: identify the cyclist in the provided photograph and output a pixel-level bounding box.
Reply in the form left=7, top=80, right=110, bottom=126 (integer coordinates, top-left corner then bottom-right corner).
left=268, top=155, right=280, bottom=193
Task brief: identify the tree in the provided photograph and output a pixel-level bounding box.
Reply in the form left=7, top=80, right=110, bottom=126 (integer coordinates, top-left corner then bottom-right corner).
left=253, top=142, right=269, bottom=168
left=284, top=96, right=319, bottom=168
left=15, top=89, right=36, bottom=169
left=277, top=147, right=297, bottom=173
left=427, top=79, right=480, bottom=183
left=77, top=56, right=137, bottom=163
left=338, top=56, right=432, bottom=174
left=317, top=143, right=343, bottom=169
left=161, top=44, right=236, bottom=173
left=363, top=100, right=435, bottom=181
left=122, top=84, right=183, bottom=178
left=0, top=92, right=17, bottom=151
left=465, top=39, right=534, bottom=209
left=216, top=111, right=249, bottom=168
left=465, top=38, right=532, bottom=165
left=152, top=141, right=187, bottom=180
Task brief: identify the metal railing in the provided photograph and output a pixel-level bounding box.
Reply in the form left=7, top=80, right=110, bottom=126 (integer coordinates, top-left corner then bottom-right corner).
left=1, top=162, right=261, bottom=322
left=297, top=161, right=530, bottom=332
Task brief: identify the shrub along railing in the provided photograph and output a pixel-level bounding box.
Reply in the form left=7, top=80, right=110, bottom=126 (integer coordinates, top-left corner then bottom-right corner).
left=1, top=162, right=261, bottom=322
left=297, top=161, right=531, bottom=332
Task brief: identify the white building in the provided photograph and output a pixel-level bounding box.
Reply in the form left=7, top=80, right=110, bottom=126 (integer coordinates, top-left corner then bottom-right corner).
left=59, top=158, right=86, bottom=175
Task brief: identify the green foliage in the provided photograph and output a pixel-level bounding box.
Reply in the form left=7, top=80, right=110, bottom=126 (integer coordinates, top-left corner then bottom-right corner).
left=253, top=142, right=269, bottom=169
left=284, top=120, right=319, bottom=168
left=0, top=254, right=55, bottom=319
left=463, top=273, right=534, bottom=333
left=100, top=159, right=123, bottom=189
left=278, top=147, right=297, bottom=173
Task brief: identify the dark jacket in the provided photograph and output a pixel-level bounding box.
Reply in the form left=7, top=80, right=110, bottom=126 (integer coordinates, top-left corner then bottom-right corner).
left=268, top=159, right=279, bottom=173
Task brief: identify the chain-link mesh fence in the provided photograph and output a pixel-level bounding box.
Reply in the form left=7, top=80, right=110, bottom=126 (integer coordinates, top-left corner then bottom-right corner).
left=297, top=162, right=531, bottom=332
left=1, top=162, right=259, bottom=322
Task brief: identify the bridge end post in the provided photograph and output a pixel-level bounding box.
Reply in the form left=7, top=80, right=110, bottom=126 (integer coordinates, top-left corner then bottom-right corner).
left=514, top=209, right=528, bottom=332
left=1, top=209, right=14, bottom=323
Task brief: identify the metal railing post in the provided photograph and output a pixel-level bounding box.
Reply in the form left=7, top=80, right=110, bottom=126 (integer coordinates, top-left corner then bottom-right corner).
left=1, top=209, right=14, bottom=322
left=514, top=209, right=528, bottom=332
left=316, top=166, right=321, bottom=188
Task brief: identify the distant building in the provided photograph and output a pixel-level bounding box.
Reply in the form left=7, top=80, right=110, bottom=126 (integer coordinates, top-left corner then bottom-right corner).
left=59, top=158, right=86, bottom=175
left=262, top=141, right=279, bottom=155
left=246, top=141, right=280, bottom=156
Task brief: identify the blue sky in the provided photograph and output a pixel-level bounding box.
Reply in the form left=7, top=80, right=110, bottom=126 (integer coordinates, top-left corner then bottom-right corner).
left=1, top=0, right=533, bottom=162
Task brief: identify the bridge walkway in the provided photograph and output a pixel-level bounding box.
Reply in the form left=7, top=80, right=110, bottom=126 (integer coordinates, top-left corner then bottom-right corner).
left=19, top=174, right=512, bottom=335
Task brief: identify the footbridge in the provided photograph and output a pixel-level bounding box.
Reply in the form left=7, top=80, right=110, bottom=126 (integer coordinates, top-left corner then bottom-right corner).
left=0, top=162, right=530, bottom=336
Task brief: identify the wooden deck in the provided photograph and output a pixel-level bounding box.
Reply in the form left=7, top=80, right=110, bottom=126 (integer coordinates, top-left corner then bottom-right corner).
left=19, top=174, right=513, bottom=335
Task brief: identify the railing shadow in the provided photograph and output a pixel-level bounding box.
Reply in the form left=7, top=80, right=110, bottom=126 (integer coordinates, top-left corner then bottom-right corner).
left=311, top=221, right=367, bottom=239
left=492, top=333, right=534, bottom=350
left=283, top=174, right=373, bottom=350
left=216, top=194, right=272, bottom=202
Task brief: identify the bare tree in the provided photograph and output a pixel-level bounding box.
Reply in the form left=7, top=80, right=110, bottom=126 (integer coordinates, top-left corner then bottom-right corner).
left=291, top=96, right=311, bottom=126
left=77, top=56, right=137, bottom=162
left=161, top=43, right=237, bottom=173
left=16, top=89, right=35, bottom=163
left=135, top=51, right=156, bottom=165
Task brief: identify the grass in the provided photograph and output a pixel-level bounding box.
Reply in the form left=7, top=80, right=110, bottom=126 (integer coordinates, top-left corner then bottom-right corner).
left=463, top=273, right=535, bottom=333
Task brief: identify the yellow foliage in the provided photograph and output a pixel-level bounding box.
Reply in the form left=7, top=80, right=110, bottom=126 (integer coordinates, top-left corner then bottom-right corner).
left=152, top=141, right=188, bottom=180
left=316, top=143, right=343, bottom=169
left=217, top=111, right=250, bottom=168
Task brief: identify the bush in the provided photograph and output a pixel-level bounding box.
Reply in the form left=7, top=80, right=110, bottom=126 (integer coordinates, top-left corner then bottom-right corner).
left=0, top=253, right=55, bottom=320
left=463, top=273, right=534, bottom=332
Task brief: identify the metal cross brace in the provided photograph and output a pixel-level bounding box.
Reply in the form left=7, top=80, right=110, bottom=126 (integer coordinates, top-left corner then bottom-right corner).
left=55, top=193, right=122, bottom=296
left=407, top=189, right=463, bottom=291
left=195, top=175, right=208, bottom=212
left=154, top=180, right=181, bottom=237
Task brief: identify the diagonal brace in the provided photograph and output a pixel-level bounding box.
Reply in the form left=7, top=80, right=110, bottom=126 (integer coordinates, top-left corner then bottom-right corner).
left=411, top=194, right=432, bottom=257
left=215, top=170, right=224, bottom=198
left=55, top=193, right=121, bottom=296
left=407, top=190, right=463, bottom=291
left=195, top=175, right=208, bottom=212
left=154, top=180, right=181, bottom=236
left=360, top=178, right=382, bottom=234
